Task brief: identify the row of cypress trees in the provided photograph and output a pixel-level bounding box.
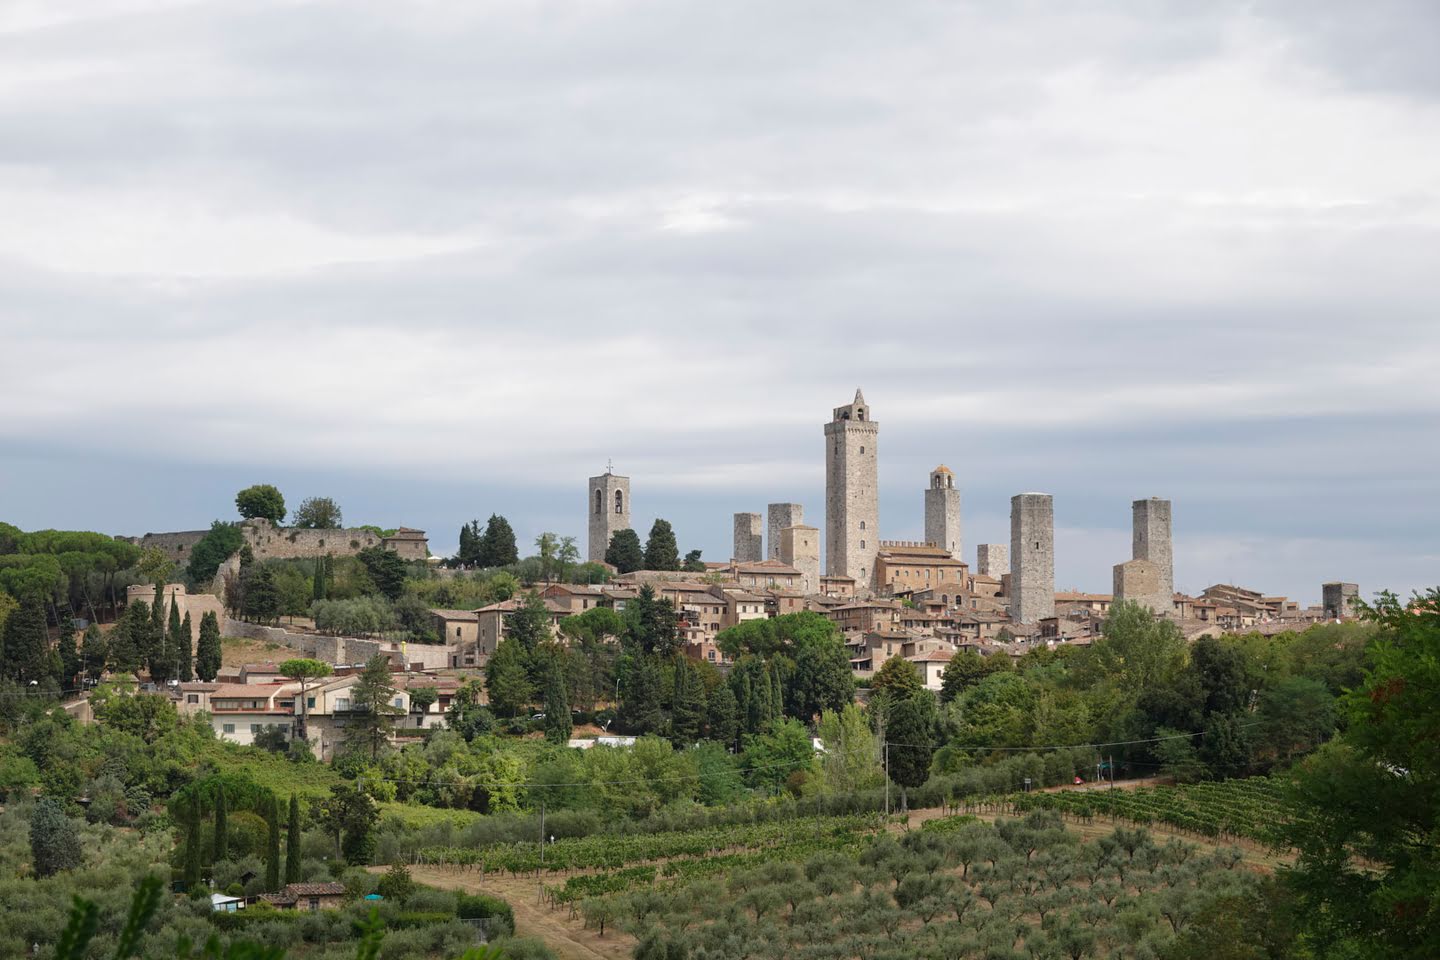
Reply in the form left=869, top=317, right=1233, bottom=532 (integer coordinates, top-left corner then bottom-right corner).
left=181, top=787, right=305, bottom=893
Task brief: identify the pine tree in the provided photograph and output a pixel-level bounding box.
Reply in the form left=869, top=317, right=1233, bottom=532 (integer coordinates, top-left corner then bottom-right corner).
left=604, top=529, right=644, bottom=573
left=285, top=793, right=302, bottom=885
left=478, top=515, right=519, bottom=568
left=196, top=611, right=223, bottom=682
left=178, top=612, right=194, bottom=682
left=643, top=519, right=680, bottom=571
left=347, top=655, right=402, bottom=761
left=213, top=787, right=229, bottom=863
left=265, top=793, right=281, bottom=891
left=543, top=661, right=572, bottom=744
left=3, top=594, right=52, bottom=685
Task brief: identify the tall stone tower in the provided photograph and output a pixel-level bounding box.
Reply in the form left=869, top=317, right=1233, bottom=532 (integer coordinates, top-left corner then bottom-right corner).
left=824, top=389, right=879, bottom=589
left=779, top=524, right=820, bottom=594
left=1132, top=498, right=1173, bottom=603
left=1322, top=582, right=1359, bottom=619
left=1009, top=493, right=1055, bottom=624
left=976, top=544, right=1009, bottom=578
left=767, top=503, right=803, bottom=560
left=1115, top=497, right=1173, bottom=615
left=923, top=466, right=961, bottom=560
left=732, top=512, right=763, bottom=562
left=587, top=468, right=631, bottom=563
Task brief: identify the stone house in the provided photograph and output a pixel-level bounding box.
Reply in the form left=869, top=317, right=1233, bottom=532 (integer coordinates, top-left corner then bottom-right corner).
left=873, top=541, right=969, bottom=597
left=430, top=609, right=480, bottom=649
left=818, top=574, right=857, bottom=599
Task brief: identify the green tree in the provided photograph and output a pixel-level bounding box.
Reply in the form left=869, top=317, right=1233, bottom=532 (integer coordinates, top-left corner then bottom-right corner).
left=177, top=612, right=193, bottom=682
left=56, top=608, right=80, bottom=689
left=507, top=591, right=552, bottom=652
left=457, top=519, right=481, bottom=567
left=280, top=657, right=332, bottom=741
left=195, top=611, right=223, bottom=682
left=682, top=549, right=705, bottom=573
left=166, top=596, right=189, bottom=681
left=620, top=654, right=663, bottom=735
left=671, top=657, right=706, bottom=745
left=80, top=623, right=107, bottom=681
left=543, top=662, right=572, bottom=744
left=706, top=683, right=740, bottom=748
left=604, top=529, right=644, bottom=574
left=92, top=689, right=177, bottom=743
left=3, top=594, right=52, bottom=685
left=741, top=718, right=816, bottom=794
left=315, top=782, right=379, bottom=864
left=356, top=546, right=408, bottom=601
left=1284, top=588, right=1440, bottom=958
left=242, top=565, right=282, bottom=624
left=1259, top=676, right=1337, bottom=763
left=940, top=649, right=989, bottom=703
left=1086, top=599, right=1186, bottom=692
left=235, top=484, right=286, bottom=523
left=557, top=535, right=581, bottom=583
left=486, top=638, right=534, bottom=718
left=284, top=793, right=302, bottom=884
left=377, top=862, right=417, bottom=901
left=264, top=792, right=281, bottom=891
left=886, top=693, right=936, bottom=810
left=30, top=797, right=82, bottom=877
left=107, top=600, right=148, bottom=674
left=534, top=532, right=559, bottom=583
left=871, top=655, right=923, bottom=702
left=292, top=496, right=343, bottom=529
left=187, top=520, right=245, bottom=584
left=628, top=584, right=679, bottom=657
left=347, top=655, right=402, bottom=761
left=213, top=786, right=229, bottom=863
left=817, top=703, right=884, bottom=793
left=408, top=685, right=438, bottom=726
left=478, top=514, right=519, bottom=568
left=182, top=797, right=203, bottom=889
left=790, top=633, right=855, bottom=721
left=446, top=680, right=496, bottom=741
left=643, top=519, right=680, bottom=571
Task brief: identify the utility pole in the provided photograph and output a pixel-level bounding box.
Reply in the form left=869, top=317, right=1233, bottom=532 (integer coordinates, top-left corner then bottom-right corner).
left=878, top=712, right=889, bottom=817
left=1109, top=755, right=1115, bottom=790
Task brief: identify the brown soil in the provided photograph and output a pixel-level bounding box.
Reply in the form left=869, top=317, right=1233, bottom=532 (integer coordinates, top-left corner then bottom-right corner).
left=406, top=865, right=636, bottom=960
left=219, top=635, right=290, bottom=667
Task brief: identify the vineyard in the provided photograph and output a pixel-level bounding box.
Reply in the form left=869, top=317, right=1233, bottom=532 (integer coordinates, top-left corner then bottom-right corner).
left=991, top=778, right=1296, bottom=844
left=411, top=813, right=883, bottom=876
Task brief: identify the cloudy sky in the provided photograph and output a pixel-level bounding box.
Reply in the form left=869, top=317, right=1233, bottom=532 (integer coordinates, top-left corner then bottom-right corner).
left=3, top=0, right=1438, bottom=604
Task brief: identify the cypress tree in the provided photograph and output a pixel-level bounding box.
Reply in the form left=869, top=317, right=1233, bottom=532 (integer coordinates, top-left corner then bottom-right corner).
left=604, top=529, right=644, bottom=574
left=543, top=661, right=572, bottom=745
left=150, top=580, right=167, bottom=633
left=213, top=787, right=229, bottom=863
left=642, top=519, right=680, bottom=571
left=3, top=594, right=52, bottom=685
left=167, top=600, right=188, bottom=682
left=770, top=667, right=784, bottom=723
left=183, top=798, right=202, bottom=889
left=285, top=793, right=302, bottom=885
left=195, top=611, right=223, bottom=682
left=81, top=624, right=107, bottom=682
left=265, top=793, right=281, bottom=891
left=178, top=612, right=194, bottom=682
left=671, top=658, right=705, bottom=746
left=478, top=514, right=518, bottom=567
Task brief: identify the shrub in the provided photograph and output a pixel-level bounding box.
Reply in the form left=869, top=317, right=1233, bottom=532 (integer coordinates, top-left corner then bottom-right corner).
left=376, top=863, right=416, bottom=901
left=456, top=892, right=515, bottom=937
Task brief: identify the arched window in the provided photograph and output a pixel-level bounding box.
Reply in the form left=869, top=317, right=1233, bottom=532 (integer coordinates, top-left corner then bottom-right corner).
left=860, top=446, right=865, bottom=454
left=859, top=520, right=866, bottom=530
left=615, top=490, right=624, bottom=514
left=594, top=489, right=602, bottom=514
left=860, top=540, right=866, bottom=550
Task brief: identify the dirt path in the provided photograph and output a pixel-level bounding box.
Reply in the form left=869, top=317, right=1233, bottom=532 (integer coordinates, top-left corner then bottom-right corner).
left=406, top=865, right=635, bottom=960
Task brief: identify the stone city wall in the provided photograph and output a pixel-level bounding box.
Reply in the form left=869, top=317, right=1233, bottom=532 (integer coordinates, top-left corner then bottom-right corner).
left=126, top=518, right=427, bottom=566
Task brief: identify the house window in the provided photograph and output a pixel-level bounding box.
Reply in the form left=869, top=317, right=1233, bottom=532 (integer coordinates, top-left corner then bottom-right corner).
left=308, top=898, right=320, bottom=911
left=187, top=694, right=199, bottom=704
left=222, top=723, right=235, bottom=734
left=393, top=697, right=404, bottom=709
left=455, top=627, right=461, bottom=637
left=336, top=698, right=350, bottom=711
left=307, top=697, right=315, bottom=708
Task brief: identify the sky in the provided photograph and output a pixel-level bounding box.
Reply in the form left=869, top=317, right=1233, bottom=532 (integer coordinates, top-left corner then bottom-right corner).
left=2, top=0, right=1438, bottom=606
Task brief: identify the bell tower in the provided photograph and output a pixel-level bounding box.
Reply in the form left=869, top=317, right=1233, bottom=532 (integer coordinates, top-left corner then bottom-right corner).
left=587, top=465, right=631, bottom=563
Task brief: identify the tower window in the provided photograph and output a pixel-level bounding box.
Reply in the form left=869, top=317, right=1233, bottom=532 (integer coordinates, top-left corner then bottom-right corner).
left=595, top=489, right=602, bottom=515
left=860, top=540, right=865, bottom=550
left=615, top=490, right=624, bottom=514
left=860, top=446, right=865, bottom=454
left=859, top=520, right=865, bottom=530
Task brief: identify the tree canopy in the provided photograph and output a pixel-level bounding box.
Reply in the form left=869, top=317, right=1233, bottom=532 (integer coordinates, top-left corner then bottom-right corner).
left=234, top=484, right=286, bottom=523
left=292, top=496, right=343, bottom=529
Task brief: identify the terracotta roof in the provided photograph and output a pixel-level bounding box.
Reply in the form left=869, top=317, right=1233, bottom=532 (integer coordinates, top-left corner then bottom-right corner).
left=1054, top=592, right=1113, bottom=602
left=210, top=682, right=294, bottom=699
left=386, top=528, right=427, bottom=538
left=430, top=609, right=480, bottom=621
left=285, top=882, right=347, bottom=896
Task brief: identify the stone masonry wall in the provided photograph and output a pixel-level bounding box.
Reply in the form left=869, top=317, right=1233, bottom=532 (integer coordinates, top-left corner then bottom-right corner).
left=824, top=395, right=879, bottom=590
left=1131, top=499, right=1173, bottom=607
left=1113, top=558, right=1167, bottom=614
left=1322, top=582, right=1359, bottom=618
left=976, top=544, right=1009, bottom=578
left=924, top=478, right=961, bottom=560
left=766, top=503, right=803, bottom=560
left=1009, top=493, right=1055, bottom=624
left=732, top=513, right=763, bottom=562
left=587, top=472, right=631, bottom=563
left=780, top=524, right=820, bottom=594
left=130, top=519, right=426, bottom=566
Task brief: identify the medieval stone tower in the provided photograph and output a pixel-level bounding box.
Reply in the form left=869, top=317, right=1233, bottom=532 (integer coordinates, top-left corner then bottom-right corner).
left=976, top=544, right=1009, bottom=578
left=824, top=389, right=879, bottom=589
left=924, top=465, right=961, bottom=560
left=779, top=524, right=820, bottom=594
left=1114, top=497, right=1174, bottom=615
left=587, top=468, right=631, bottom=563
left=732, top=512, right=763, bottom=562
left=1009, top=492, right=1055, bottom=624
left=767, top=503, right=804, bottom=560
